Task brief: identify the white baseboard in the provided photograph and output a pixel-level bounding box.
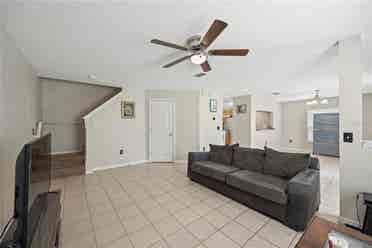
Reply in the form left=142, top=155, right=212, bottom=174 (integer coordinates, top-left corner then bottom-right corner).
left=338, top=216, right=361, bottom=228
left=174, top=160, right=187, bottom=164
left=52, top=150, right=82, bottom=155
left=86, top=160, right=148, bottom=174
left=279, top=147, right=311, bottom=153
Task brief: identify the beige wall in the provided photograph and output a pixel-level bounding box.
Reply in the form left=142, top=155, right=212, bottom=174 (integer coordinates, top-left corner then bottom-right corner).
left=199, top=91, right=224, bottom=151
left=229, top=95, right=252, bottom=147
left=145, top=90, right=200, bottom=161
left=280, top=97, right=339, bottom=152
left=225, top=93, right=281, bottom=149
left=251, top=93, right=282, bottom=149
left=338, top=36, right=372, bottom=223
left=85, top=88, right=223, bottom=172
left=0, top=27, right=41, bottom=231
left=85, top=89, right=146, bottom=172
left=41, top=78, right=118, bottom=153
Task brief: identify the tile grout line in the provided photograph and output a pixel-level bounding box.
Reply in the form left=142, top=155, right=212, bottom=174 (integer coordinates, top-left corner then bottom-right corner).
left=131, top=165, right=210, bottom=248
left=86, top=174, right=112, bottom=248
left=61, top=176, right=99, bottom=248
left=62, top=164, right=302, bottom=248
left=97, top=171, right=137, bottom=248
left=110, top=166, right=174, bottom=248
left=112, top=165, right=232, bottom=248
left=140, top=167, right=203, bottom=248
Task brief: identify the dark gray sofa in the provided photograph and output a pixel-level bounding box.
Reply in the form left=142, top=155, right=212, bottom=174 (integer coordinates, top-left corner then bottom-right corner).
left=187, top=145, right=320, bottom=231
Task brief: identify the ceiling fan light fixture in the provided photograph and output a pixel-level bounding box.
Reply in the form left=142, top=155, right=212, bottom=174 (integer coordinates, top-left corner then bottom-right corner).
left=190, top=53, right=207, bottom=65
left=150, top=19, right=249, bottom=76
left=306, top=90, right=328, bottom=106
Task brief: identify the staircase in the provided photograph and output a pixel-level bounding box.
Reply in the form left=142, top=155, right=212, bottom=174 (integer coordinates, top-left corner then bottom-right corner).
left=40, top=77, right=122, bottom=178
left=51, top=151, right=85, bottom=179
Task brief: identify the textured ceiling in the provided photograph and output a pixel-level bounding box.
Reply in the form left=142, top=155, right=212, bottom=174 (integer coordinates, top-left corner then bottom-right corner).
left=3, top=0, right=372, bottom=97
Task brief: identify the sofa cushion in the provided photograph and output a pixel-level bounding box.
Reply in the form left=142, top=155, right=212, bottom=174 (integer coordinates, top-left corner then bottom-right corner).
left=264, top=147, right=310, bottom=179
left=209, top=144, right=237, bottom=165
left=190, top=161, right=240, bottom=182
left=232, top=147, right=265, bottom=172
left=226, top=170, right=288, bottom=205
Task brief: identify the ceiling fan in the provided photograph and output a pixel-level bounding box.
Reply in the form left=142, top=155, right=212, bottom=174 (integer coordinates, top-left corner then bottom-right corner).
left=150, top=19, right=249, bottom=77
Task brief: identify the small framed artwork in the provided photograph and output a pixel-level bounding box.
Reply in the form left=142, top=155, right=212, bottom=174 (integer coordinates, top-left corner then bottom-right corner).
left=237, top=104, right=247, bottom=113
left=121, top=101, right=135, bottom=119
left=209, top=99, right=217, bottom=112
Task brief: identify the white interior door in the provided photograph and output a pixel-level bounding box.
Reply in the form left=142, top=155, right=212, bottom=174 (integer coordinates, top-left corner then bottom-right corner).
left=150, top=99, right=174, bottom=162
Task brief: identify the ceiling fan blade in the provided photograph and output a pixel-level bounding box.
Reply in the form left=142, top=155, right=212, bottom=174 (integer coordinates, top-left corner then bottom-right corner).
left=201, top=61, right=212, bottom=72
left=208, top=49, right=249, bottom=56
left=163, top=55, right=192, bottom=68
left=201, top=19, right=228, bottom=49
left=151, top=39, right=188, bottom=51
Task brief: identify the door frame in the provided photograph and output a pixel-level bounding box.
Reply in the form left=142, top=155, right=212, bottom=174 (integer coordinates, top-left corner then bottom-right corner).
left=149, top=97, right=176, bottom=162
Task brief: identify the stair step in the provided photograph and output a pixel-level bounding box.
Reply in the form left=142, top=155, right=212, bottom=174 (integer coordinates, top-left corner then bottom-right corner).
left=51, top=152, right=85, bottom=179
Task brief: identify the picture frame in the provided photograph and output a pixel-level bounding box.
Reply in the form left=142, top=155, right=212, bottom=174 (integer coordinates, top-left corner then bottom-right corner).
left=209, top=99, right=217, bottom=113
left=237, top=104, right=247, bottom=114
left=121, top=101, right=136, bottom=119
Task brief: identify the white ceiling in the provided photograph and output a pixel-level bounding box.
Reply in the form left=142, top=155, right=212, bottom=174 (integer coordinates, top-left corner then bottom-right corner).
left=3, top=0, right=372, bottom=97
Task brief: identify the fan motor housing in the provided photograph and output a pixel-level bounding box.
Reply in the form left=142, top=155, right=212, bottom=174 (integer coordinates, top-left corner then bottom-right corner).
left=186, top=35, right=203, bottom=51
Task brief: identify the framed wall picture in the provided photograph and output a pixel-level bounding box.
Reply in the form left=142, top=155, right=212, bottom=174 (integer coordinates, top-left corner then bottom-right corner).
left=121, top=101, right=135, bottom=119
left=237, top=104, right=247, bottom=113
left=209, top=99, right=217, bottom=112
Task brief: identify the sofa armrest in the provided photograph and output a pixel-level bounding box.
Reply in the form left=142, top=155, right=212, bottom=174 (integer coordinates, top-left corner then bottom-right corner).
left=188, top=152, right=210, bottom=166
left=286, top=169, right=320, bottom=231
left=188, top=152, right=209, bottom=177
left=309, top=157, right=320, bottom=170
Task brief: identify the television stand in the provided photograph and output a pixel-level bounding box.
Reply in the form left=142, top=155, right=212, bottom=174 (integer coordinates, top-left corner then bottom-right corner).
left=30, top=191, right=61, bottom=248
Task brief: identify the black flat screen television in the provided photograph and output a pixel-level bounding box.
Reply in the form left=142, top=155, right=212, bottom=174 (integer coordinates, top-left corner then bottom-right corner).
left=13, top=134, right=52, bottom=248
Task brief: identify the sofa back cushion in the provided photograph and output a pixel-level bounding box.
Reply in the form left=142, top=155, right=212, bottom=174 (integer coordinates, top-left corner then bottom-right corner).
left=263, top=147, right=310, bottom=179
left=209, top=144, right=237, bottom=165
left=232, top=147, right=265, bottom=172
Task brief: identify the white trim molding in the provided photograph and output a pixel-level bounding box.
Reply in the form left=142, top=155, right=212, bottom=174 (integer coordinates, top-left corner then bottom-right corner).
left=338, top=216, right=361, bottom=229
left=83, top=91, right=122, bottom=120
left=86, top=160, right=148, bottom=174
left=279, top=147, right=312, bottom=154
left=51, top=150, right=82, bottom=155
left=174, top=160, right=187, bottom=164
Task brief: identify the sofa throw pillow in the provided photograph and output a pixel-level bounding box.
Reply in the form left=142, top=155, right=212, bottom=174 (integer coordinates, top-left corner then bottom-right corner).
left=209, top=144, right=238, bottom=165
left=263, top=147, right=310, bottom=179
left=232, top=147, right=265, bottom=172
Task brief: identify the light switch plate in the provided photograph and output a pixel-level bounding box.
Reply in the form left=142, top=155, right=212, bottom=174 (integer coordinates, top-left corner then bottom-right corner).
left=343, top=132, right=353, bottom=143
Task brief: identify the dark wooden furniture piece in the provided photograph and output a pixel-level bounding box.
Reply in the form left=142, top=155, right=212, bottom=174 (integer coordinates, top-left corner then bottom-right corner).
left=362, top=193, right=372, bottom=236
left=296, top=216, right=372, bottom=248
left=0, top=192, right=61, bottom=248
left=30, top=191, right=61, bottom=248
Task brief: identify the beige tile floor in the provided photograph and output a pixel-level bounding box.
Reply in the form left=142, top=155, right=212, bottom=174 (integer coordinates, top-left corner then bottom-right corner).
left=54, top=158, right=339, bottom=248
